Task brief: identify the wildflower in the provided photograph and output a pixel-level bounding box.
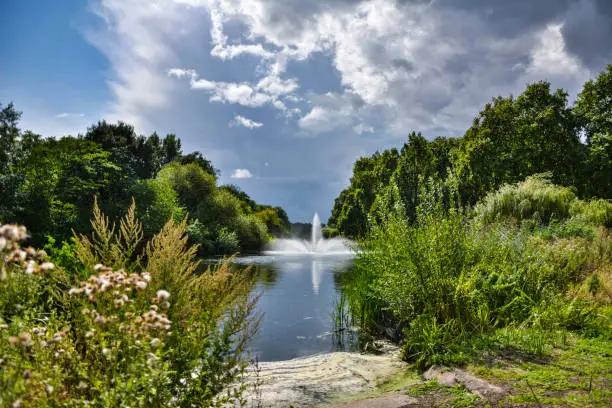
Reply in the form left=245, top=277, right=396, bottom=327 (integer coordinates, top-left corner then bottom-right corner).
left=161, top=301, right=170, bottom=309
left=50, top=332, right=64, bottom=343
left=135, top=281, right=147, bottom=290
left=149, top=338, right=162, bottom=348
left=94, top=314, right=107, bottom=325
left=68, top=288, right=83, bottom=296
left=85, top=330, right=95, bottom=339
left=102, top=348, right=111, bottom=358
left=0, top=236, right=7, bottom=251
left=0, top=324, right=8, bottom=330
left=93, top=264, right=104, bottom=271
left=45, top=385, right=54, bottom=394
left=142, top=272, right=151, bottom=282
left=24, top=260, right=36, bottom=275
left=31, top=327, right=46, bottom=337
left=39, top=262, right=54, bottom=271
left=156, top=290, right=170, bottom=300
left=10, top=332, right=33, bottom=347
left=78, top=381, right=88, bottom=389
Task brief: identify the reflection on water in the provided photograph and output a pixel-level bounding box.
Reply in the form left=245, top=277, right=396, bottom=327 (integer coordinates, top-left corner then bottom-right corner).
left=230, top=255, right=357, bottom=361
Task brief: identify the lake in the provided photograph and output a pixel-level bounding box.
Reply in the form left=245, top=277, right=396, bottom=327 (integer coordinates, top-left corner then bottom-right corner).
left=231, top=254, right=359, bottom=362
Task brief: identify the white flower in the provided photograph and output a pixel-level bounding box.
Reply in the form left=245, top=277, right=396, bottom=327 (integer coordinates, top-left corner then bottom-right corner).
left=135, top=281, right=147, bottom=290
left=68, top=288, right=82, bottom=296
left=24, top=260, right=35, bottom=275
left=149, top=338, right=162, bottom=348
left=93, top=264, right=104, bottom=271
left=40, top=262, right=54, bottom=271
left=45, top=385, right=54, bottom=394
left=102, top=348, right=111, bottom=357
left=156, top=290, right=170, bottom=300
left=85, top=330, right=95, bottom=339
left=0, top=236, right=7, bottom=251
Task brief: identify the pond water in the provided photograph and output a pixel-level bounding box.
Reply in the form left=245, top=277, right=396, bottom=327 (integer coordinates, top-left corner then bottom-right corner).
left=231, top=254, right=359, bottom=362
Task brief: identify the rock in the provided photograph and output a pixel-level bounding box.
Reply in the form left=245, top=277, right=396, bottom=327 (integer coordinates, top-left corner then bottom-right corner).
left=422, top=365, right=505, bottom=400
left=452, top=368, right=505, bottom=399
left=423, top=366, right=458, bottom=386
left=324, top=394, right=419, bottom=408
left=240, top=343, right=405, bottom=407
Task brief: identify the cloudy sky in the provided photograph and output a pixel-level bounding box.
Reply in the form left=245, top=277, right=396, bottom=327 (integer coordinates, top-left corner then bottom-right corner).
left=2, top=0, right=611, bottom=221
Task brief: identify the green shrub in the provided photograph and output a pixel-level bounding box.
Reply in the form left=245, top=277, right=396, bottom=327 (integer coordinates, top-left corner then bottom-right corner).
left=231, top=214, right=268, bottom=253
left=474, top=174, right=576, bottom=225
left=536, top=217, right=596, bottom=240
left=350, top=182, right=601, bottom=370
left=0, top=202, right=258, bottom=407
left=214, top=227, right=240, bottom=254
left=570, top=199, right=612, bottom=227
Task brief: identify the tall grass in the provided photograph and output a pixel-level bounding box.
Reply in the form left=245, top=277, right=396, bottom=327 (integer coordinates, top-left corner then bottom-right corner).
left=0, top=202, right=258, bottom=407
left=473, top=173, right=577, bottom=225
left=346, top=179, right=610, bottom=370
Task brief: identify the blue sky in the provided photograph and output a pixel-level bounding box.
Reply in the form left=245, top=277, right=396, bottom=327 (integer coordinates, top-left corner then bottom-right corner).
left=2, top=0, right=611, bottom=222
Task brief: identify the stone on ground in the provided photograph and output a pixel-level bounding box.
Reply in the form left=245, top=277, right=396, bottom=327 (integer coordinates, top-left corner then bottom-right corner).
left=423, top=365, right=505, bottom=399
left=242, top=343, right=404, bottom=407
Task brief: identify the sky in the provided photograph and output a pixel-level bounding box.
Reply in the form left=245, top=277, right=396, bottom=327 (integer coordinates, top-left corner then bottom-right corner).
left=1, top=0, right=611, bottom=222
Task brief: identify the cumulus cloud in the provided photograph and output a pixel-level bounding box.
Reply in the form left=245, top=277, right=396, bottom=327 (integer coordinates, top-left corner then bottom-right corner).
left=87, top=0, right=612, bottom=220
left=168, top=68, right=295, bottom=109
left=55, top=112, right=85, bottom=118
left=230, top=168, right=253, bottom=179
left=230, top=115, right=263, bottom=129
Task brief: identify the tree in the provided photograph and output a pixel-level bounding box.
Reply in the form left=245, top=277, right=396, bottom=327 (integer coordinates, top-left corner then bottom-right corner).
left=574, top=65, right=612, bottom=198
left=180, top=151, right=217, bottom=176
left=14, top=137, right=123, bottom=243
left=0, top=103, right=24, bottom=221
left=453, top=81, right=582, bottom=205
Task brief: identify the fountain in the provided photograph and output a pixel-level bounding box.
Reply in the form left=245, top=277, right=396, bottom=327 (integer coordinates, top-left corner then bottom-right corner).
left=264, top=212, right=354, bottom=256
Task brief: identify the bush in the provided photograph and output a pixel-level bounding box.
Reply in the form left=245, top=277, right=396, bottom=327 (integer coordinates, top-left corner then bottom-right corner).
left=0, top=202, right=258, bottom=407
left=570, top=199, right=612, bottom=227
left=214, top=228, right=240, bottom=254
left=536, top=218, right=596, bottom=240
left=349, top=184, right=605, bottom=370
left=231, top=214, right=268, bottom=253
left=474, top=174, right=576, bottom=225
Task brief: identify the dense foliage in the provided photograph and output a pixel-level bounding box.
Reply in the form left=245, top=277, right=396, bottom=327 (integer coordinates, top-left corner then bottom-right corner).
left=335, top=66, right=612, bottom=372
left=345, top=180, right=611, bottom=370
left=330, top=66, right=612, bottom=238
left=0, top=110, right=290, bottom=254
left=0, top=204, right=258, bottom=407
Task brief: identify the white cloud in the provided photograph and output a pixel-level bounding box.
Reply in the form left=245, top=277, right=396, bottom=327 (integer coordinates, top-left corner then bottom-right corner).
left=353, top=123, right=374, bottom=135
left=230, top=115, right=263, bottom=129
left=230, top=168, right=253, bottom=179
left=169, top=68, right=291, bottom=108
left=527, top=23, right=587, bottom=78
left=55, top=112, right=86, bottom=118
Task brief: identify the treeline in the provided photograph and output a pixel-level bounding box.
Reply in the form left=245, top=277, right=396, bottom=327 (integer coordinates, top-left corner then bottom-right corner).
left=329, top=65, right=612, bottom=237
left=0, top=110, right=289, bottom=254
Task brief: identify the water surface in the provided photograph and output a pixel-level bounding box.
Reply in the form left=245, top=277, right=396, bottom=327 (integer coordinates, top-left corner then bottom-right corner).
left=231, top=254, right=358, bottom=361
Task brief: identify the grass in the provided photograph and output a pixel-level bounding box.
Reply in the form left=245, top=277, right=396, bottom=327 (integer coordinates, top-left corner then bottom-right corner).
left=470, top=334, right=612, bottom=407
left=342, top=176, right=611, bottom=371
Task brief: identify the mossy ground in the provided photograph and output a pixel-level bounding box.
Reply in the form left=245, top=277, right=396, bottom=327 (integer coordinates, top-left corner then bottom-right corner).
left=322, top=333, right=611, bottom=407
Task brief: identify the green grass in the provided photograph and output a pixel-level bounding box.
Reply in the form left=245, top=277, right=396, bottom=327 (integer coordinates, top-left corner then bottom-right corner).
left=470, top=334, right=612, bottom=407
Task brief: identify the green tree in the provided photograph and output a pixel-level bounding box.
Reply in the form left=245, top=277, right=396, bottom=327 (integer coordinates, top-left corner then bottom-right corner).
left=574, top=65, right=612, bottom=198
left=453, top=81, right=582, bottom=205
